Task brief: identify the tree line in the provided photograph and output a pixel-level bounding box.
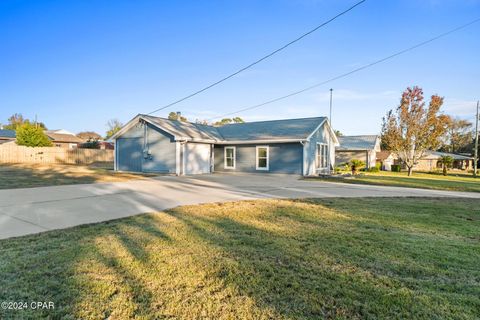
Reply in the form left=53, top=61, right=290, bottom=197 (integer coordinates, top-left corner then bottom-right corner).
left=167, top=112, right=244, bottom=126
left=0, top=114, right=125, bottom=147
left=0, top=112, right=245, bottom=148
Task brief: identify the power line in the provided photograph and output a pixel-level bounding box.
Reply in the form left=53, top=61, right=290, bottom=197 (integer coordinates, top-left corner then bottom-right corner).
left=208, top=17, right=480, bottom=121
left=146, top=0, right=367, bottom=115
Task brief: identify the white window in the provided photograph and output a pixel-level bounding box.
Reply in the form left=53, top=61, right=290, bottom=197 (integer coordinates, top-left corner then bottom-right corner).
left=256, top=146, right=269, bottom=170
left=224, top=146, right=236, bottom=169
left=316, top=143, right=328, bottom=169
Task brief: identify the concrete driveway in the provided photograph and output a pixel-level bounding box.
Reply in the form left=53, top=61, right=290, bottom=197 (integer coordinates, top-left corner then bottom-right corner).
left=1, top=173, right=479, bottom=239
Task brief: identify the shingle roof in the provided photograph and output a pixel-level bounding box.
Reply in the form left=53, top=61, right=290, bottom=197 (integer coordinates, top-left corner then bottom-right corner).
left=138, top=115, right=327, bottom=142
left=376, top=151, right=393, bottom=160
left=216, top=117, right=326, bottom=141
left=45, top=132, right=84, bottom=143
left=425, top=151, right=473, bottom=160
left=337, top=135, right=379, bottom=150
left=142, top=115, right=223, bottom=141
left=0, top=129, right=16, bottom=139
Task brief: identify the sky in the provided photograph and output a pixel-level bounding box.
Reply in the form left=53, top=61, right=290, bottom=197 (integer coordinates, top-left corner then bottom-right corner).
left=1, top=0, right=479, bottom=136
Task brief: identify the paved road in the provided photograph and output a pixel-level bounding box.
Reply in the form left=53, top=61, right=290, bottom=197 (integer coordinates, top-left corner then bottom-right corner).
left=1, top=173, right=479, bottom=239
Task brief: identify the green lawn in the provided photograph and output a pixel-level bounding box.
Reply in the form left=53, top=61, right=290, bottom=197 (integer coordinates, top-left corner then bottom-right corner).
left=0, top=164, right=152, bottom=189
left=316, top=171, right=480, bottom=193
left=1, top=198, right=479, bottom=319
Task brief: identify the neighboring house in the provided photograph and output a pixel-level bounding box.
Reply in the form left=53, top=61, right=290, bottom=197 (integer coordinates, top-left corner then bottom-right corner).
left=98, top=141, right=114, bottom=150
left=376, top=151, right=396, bottom=171
left=335, top=135, right=381, bottom=169
left=380, top=151, right=473, bottom=171
left=45, top=130, right=84, bottom=148
left=111, top=114, right=338, bottom=175
left=412, top=151, right=473, bottom=171
left=0, top=129, right=16, bottom=144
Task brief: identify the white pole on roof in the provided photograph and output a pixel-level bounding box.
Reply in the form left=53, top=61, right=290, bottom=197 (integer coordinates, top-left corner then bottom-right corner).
left=329, top=88, right=333, bottom=128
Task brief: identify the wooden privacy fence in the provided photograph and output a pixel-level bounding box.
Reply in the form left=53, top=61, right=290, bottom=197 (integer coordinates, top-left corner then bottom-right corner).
left=0, top=145, right=114, bottom=165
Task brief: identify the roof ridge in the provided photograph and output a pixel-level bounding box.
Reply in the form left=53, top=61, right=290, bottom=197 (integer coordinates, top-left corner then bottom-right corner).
left=141, top=114, right=325, bottom=127
left=220, top=116, right=325, bottom=126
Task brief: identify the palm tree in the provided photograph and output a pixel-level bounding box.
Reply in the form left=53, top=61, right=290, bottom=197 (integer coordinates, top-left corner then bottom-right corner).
left=440, top=155, right=454, bottom=176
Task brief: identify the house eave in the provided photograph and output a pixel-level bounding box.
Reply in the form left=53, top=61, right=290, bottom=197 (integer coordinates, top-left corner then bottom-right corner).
left=215, top=139, right=305, bottom=145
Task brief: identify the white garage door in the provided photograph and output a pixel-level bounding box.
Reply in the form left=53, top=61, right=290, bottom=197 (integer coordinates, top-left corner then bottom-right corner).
left=184, top=143, right=211, bottom=174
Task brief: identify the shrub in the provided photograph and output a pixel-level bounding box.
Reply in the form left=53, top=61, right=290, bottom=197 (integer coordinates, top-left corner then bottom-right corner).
left=439, top=155, right=454, bottom=176
left=335, top=163, right=350, bottom=172
left=368, top=166, right=380, bottom=173
left=16, top=122, right=52, bottom=147
left=80, top=140, right=100, bottom=149
left=391, top=164, right=401, bottom=172
left=350, top=159, right=366, bottom=169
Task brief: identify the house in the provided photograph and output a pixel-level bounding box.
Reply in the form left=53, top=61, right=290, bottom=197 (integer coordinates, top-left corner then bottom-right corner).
left=379, top=151, right=474, bottom=171
left=110, top=114, right=339, bottom=175
left=0, top=129, right=16, bottom=144
left=335, top=135, right=381, bottom=169
left=98, top=141, right=114, bottom=150
left=376, top=151, right=396, bottom=171
left=45, top=130, right=84, bottom=148
left=412, top=151, right=473, bottom=171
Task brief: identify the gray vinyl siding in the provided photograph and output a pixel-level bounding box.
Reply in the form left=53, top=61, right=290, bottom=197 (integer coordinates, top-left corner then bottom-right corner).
left=142, top=123, right=176, bottom=173
left=116, top=122, right=176, bottom=173
left=304, top=124, right=335, bottom=175
left=117, top=137, right=143, bottom=172
left=214, top=143, right=302, bottom=174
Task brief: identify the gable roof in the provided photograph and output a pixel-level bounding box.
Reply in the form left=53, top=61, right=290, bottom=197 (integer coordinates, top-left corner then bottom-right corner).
left=111, top=114, right=337, bottom=144
left=337, top=135, right=379, bottom=151
left=376, top=151, right=394, bottom=160
left=0, top=129, right=16, bottom=139
left=45, top=131, right=84, bottom=143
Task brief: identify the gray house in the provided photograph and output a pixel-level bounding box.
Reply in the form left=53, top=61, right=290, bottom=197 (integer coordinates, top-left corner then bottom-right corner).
left=111, top=114, right=338, bottom=176
left=335, top=135, right=381, bottom=169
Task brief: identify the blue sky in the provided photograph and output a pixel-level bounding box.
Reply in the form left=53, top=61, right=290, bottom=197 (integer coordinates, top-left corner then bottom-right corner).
left=1, top=0, right=479, bottom=136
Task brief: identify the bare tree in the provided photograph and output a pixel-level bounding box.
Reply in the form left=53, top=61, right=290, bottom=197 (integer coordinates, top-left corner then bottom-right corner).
left=381, top=86, right=450, bottom=176
left=105, top=119, right=123, bottom=139
left=442, top=117, right=473, bottom=153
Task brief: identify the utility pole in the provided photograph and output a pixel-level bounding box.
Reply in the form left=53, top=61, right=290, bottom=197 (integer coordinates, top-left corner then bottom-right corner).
left=474, top=101, right=479, bottom=178
left=327, top=88, right=333, bottom=174
left=329, top=88, right=333, bottom=128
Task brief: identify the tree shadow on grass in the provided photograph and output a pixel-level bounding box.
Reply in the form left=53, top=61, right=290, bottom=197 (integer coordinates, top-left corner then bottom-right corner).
left=163, top=199, right=480, bottom=319
left=1, top=198, right=479, bottom=319
left=0, top=214, right=171, bottom=319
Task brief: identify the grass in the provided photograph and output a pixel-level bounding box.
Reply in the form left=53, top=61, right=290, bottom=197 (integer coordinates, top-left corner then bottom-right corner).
left=0, top=163, right=153, bottom=189
left=1, top=198, right=479, bottom=319
left=315, top=170, right=480, bottom=193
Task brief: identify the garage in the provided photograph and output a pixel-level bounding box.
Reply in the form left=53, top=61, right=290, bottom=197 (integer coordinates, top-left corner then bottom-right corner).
left=115, top=121, right=178, bottom=174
